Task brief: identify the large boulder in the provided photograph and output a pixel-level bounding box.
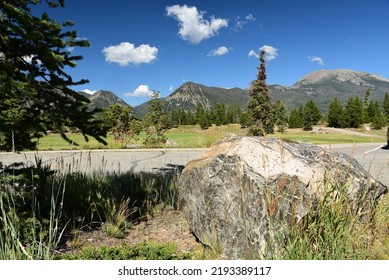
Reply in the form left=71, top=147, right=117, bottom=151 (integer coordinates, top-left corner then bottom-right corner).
left=178, top=136, right=387, bottom=259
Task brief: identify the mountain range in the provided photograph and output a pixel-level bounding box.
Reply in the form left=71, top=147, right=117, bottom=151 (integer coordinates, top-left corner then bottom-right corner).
left=80, top=69, right=389, bottom=118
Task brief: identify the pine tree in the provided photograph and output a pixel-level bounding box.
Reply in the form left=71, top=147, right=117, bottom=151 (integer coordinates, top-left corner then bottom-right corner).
left=383, top=93, right=389, bottom=123
left=226, top=105, right=241, bottom=124
left=302, top=102, right=317, bottom=131
left=288, top=107, right=303, bottom=128
left=304, top=100, right=322, bottom=124
left=213, top=103, right=228, bottom=126
left=368, top=101, right=385, bottom=130
left=0, top=0, right=107, bottom=151
left=302, top=109, right=313, bottom=131
left=327, top=97, right=345, bottom=128
left=247, top=50, right=272, bottom=136
left=272, top=100, right=288, bottom=133
left=196, top=105, right=210, bottom=129
left=363, top=88, right=372, bottom=123
left=239, top=111, right=252, bottom=128
left=345, top=97, right=364, bottom=128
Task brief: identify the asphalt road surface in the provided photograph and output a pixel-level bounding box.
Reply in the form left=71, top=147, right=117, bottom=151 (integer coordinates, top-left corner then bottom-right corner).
left=322, top=142, right=389, bottom=186
left=1, top=142, right=388, bottom=185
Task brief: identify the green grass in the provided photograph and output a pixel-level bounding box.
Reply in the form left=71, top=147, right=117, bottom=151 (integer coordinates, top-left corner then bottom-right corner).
left=57, top=241, right=197, bottom=260
left=272, top=131, right=385, bottom=144
left=36, top=125, right=385, bottom=150
left=36, top=133, right=123, bottom=150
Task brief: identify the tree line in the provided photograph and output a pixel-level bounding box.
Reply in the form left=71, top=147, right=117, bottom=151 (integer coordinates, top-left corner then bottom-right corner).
left=289, top=91, right=389, bottom=130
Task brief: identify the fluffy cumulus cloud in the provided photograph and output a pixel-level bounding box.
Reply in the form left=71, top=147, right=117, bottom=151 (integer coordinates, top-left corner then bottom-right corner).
left=208, top=46, right=229, bottom=56
left=124, top=84, right=153, bottom=97
left=102, top=42, right=158, bottom=66
left=166, top=4, right=228, bottom=44
left=248, top=45, right=279, bottom=61
left=308, top=56, right=324, bottom=66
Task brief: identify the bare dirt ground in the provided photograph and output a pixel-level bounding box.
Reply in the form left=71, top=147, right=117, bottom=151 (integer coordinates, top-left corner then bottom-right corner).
left=60, top=207, right=201, bottom=256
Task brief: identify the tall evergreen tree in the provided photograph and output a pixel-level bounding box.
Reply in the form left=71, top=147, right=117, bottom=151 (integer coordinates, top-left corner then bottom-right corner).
left=213, top=103, right=228, bottom=126
left=370, top=101, right=385, bottom=130
left=302, top=112, right=313, bottom=131
left=383, top=93, right=389, bottom=123
left=363, top=88, right=372, bottom=123
left=304, top=99, right=322, bottom=124
left=247, top=50, right=272, bottom=136
left=288, top=108, right=303, bottom=128
left=196, top=105, right=210, bottom=129
left=272, top=100, right=288, bottom=133
left=345, top=97, right=364, bottom=128
left=0, top=0, right=107, bottom=151
left=327, top=97, right=345, bottom=128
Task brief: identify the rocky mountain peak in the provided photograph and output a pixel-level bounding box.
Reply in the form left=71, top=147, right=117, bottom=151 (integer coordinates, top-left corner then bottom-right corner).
left=293, top=69, right=389, bottom=89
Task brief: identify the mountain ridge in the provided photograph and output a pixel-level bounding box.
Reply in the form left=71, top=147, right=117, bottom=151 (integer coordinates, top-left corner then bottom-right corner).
left=79, top=90, right=129, bottom=111
left=80, top=69, right=389, bottom=117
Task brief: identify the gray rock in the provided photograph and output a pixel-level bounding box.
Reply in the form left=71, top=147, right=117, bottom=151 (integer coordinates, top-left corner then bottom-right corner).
left=165, top=138, right=179, bottom=148
left=178, top=136, right=387, bottom=259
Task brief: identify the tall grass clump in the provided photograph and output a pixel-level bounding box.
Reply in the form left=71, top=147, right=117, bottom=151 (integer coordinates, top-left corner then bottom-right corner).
left=274, top=174, right=389, bottom=260
left=0, top=160, right=66, bottom=259
left=0, top=155, right=181, bottom=259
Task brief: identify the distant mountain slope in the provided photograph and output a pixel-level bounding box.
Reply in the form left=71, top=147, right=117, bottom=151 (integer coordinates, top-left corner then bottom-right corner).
left=79, top=90, right=129, bottom=111
left=286, top=69, right=389, bottom=110
left=89, top=69, right=389, bottom=118
left=133, top=82, right=249, bottom=117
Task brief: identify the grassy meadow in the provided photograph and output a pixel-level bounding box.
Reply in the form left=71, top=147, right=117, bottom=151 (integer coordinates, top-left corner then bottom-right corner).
left=36, top=124, right=387, bottom=150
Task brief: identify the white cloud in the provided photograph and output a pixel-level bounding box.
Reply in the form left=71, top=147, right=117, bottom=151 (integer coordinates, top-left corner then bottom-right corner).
left=81, top=89, right=97, bottom=95
left=166, top=4, right=228, bottom=44
left=23, top=55, right=41, bottom=65
left=248, top=45, right=279, bottom=61
left=169, top=86, right=174, bottom=92
left=208, top=46, right=229, bottom=56
left=308, top=56, right=324, bottom=66
left=248, top=50, right=259, bottom=58
left=124, top=85, right=153, bottom=97
left=233, top=14, right=256, bottom=31
left=260, top=45, right=279, bottom=61
left=102, top=42, right=158, bottom=66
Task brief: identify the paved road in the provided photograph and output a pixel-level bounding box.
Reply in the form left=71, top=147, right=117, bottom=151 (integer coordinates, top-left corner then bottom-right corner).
left=1, top=142, right=388, bottom=185
left=322, top=142, right=389, bottom=185
left=0, top=148, right=205, bottom=174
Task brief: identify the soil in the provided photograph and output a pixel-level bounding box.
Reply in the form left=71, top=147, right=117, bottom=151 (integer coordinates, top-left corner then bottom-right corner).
left=58, top=207, right=201, bottom=256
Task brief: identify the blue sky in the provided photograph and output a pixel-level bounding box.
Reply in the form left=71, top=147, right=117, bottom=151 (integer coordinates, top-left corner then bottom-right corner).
left=35, top=0, right=389, bottom=106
